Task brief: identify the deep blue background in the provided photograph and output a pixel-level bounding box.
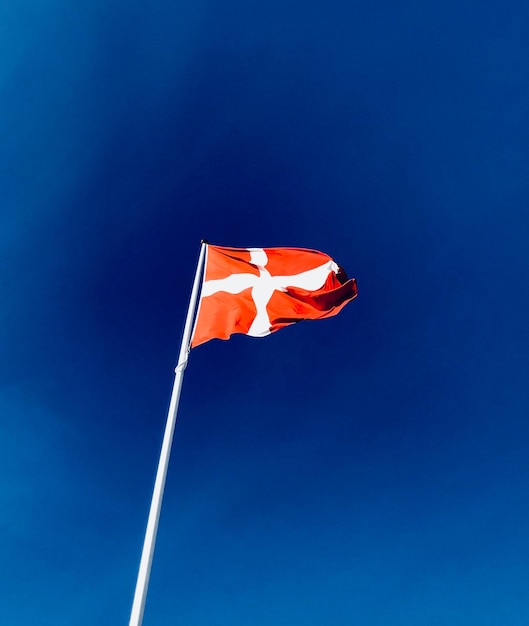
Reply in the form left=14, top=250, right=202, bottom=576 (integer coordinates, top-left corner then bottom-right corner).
left=2, top=1, right=529, bottom=624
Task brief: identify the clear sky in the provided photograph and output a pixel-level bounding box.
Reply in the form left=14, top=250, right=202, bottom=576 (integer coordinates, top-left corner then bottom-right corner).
left=2, top=1, right=529, bottom=624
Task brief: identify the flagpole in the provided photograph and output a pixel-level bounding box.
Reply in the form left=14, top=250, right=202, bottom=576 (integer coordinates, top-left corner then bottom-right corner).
left=129, top=241, right=207, bottom=626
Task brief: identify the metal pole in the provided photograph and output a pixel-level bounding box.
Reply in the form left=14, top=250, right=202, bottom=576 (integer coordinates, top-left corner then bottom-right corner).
left=129, top=241, right=207, bottom=626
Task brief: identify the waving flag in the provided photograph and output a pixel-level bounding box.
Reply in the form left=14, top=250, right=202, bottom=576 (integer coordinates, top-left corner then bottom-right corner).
left=191, top=245, right=358, bottom=348
left=130, top=241, right=358, bottom=626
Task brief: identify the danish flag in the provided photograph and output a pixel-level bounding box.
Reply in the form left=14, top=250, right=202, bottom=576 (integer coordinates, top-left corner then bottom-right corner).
left=191, top=245, right=358, bottom=348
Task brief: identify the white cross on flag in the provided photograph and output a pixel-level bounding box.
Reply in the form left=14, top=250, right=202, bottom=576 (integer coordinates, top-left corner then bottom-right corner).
left=191, top=244, right=358, bottom=348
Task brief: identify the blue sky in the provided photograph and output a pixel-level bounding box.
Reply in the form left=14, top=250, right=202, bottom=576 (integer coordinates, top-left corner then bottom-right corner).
left=2, top=1, right=529, bottom=624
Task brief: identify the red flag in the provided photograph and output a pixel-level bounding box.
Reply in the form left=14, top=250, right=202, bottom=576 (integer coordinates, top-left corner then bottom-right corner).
left=191, top=245, right=358, bottom=348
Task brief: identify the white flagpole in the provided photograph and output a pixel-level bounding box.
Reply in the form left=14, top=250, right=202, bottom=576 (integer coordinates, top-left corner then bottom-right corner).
left=129, top=241, right=207, bottom=626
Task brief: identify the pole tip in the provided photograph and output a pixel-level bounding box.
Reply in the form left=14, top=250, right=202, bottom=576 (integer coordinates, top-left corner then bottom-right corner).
left=201, top=239, right=209, bottom=244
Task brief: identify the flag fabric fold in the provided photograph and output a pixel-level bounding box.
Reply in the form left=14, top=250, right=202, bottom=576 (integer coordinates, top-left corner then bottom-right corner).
left=191, top=245, right=358, bottom=348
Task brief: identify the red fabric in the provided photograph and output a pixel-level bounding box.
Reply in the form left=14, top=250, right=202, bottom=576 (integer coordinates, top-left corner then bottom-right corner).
left=193, top=287, right=257, bottom=341
left=191, top=245, right=358, bottom=348
left=203, top=247, right=257, bottom=281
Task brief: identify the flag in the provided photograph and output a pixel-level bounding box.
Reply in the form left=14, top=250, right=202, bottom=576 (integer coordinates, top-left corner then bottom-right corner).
left=191, top=245, right=358, bottom=348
